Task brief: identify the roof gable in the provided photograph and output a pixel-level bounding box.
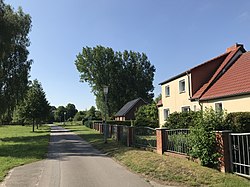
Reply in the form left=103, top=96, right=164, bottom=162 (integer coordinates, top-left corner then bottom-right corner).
left=190, top=52, right=229, bottom=96
left=115, top=98, right=146, bottom=117
left=192, top=46, right=243, bottom=100
left=200, top=51, right=250, bottom=100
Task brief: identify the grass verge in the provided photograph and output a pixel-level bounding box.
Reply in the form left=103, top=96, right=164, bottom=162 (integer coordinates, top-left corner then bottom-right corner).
left=0, top=125, right=50, bottom=182
left=65, top=124, right=250, bottom=187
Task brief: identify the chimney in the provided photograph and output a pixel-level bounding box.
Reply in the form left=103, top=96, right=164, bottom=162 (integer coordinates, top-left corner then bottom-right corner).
left=226, top=43, right=244, bottom=53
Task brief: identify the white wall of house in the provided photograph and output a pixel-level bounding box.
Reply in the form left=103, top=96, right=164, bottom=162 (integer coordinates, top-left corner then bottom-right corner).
left=201, top=94, right=250, bottom=113
left=159, top=74, right=200, bottom=127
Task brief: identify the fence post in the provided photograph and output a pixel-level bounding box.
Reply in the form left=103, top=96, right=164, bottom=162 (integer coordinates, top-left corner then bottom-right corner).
left=156, top=128, right=167, bottom=155
left=127, top=126, right=134, bottom=147
left=99, top=123, right=102, bottom=134
left=109, top=125, right=113, bottom=138
left=215, top=130, right=232, bottom=173
left=116, top=125, right=122, bottom=142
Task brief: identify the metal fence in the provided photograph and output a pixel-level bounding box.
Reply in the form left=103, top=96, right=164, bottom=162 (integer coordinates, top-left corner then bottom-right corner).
left=166, top=129, right=190, bottom=155
left=133, top=127, right=156, bottom=148
left=230, top=133, right=250, bottom=178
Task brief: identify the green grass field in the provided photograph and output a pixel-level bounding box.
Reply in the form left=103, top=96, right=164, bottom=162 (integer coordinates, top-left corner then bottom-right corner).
left=66, top=124, right=250, bottom=187
left=0, top=125, right=50, bottom=181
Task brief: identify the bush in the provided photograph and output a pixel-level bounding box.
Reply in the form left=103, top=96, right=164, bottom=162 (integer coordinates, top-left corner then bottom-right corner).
left=225, top=112, right=250, bottom=132
left=164, top=111, right=201, bottom=129
left=188, top=107, right=226, bottom=168
left=134, top=103, right=159, bottom=128
left=84, top=120, right=92, bottom=128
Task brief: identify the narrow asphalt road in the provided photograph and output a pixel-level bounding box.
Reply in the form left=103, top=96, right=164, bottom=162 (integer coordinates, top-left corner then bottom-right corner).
left=1, top=125, right=165, bottom=187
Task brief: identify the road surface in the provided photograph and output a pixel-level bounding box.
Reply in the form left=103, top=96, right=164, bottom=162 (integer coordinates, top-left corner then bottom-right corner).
left=1, top=125, right=166, bottom=187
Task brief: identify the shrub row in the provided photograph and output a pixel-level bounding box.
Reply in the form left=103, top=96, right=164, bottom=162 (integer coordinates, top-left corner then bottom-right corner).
left=225, top=112, right=250, bottom=132
left=164, top=109, right=250, bottom=167
left=164, top=110, right=250, bottom=132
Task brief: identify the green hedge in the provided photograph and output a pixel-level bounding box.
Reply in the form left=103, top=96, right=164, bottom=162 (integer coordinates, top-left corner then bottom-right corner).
left=164, top=111, right=201, bottom=129
left=225, top=112, right=250, bottom=132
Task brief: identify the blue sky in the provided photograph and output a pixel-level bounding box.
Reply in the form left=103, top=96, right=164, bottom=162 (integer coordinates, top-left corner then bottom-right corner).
left=5, top=0, right=250, bottom=110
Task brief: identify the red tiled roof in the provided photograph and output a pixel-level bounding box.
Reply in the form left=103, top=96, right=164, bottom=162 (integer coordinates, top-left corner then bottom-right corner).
left=192, top=46, right=242, bottom=99
left=200, top=51, right=250, bottom=100
left=157, top=99, right=163, bottom=107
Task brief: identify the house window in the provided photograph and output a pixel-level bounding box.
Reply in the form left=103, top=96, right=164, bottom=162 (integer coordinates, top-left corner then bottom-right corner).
left=181, top=106, right=190, bottom=112
left=165, top=85, right=170, bottom=97
left=179, top=79, right=185, bottom=93
left=163, top=109, right=170, bottom=121
left=215, top=103, right=223, bottom=112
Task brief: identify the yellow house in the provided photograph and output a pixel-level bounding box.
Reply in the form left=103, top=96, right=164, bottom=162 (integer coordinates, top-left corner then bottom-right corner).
left=158, top=44, right=249, bottom=127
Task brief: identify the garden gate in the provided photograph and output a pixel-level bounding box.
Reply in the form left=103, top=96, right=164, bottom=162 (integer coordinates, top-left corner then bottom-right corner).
left=230, top=132, right=250, bottom=178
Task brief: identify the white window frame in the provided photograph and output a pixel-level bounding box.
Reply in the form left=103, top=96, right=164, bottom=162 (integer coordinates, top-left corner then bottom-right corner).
left=181, top=106, right=190, bottom=112
left=165, top=85, right=170, bottom=97
left=215, top=102, right=223, bottom=112
left=163, top=108, right=170, bottom=121
left=179, top=79, right=185, bottom=93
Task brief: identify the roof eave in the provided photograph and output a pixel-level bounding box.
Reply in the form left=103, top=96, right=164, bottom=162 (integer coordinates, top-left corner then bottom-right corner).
left=159, top=71, right=189, bottom=85
left=200, top=91, right=250, bottom=101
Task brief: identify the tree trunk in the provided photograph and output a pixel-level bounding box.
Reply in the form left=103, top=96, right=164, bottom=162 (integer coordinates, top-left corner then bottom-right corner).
left=32, top=118, right=35, bottom=132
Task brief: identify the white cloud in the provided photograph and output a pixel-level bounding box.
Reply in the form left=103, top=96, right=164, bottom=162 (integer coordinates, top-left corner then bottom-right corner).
left=238, top=11, right=250, bottom=22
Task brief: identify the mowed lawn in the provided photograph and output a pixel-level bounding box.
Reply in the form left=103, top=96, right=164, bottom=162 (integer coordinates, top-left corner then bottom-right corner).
left=66, top=124, right=250, bottom=187
left=0, top=125, right=50, bottom=181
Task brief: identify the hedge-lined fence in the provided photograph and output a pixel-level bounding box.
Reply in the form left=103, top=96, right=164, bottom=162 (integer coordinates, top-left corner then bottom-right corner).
left=84, top=108, right=250, bottom=173
left=87, top=121, right=231, bottom=173
left=164, top=109, right=250, bottom=133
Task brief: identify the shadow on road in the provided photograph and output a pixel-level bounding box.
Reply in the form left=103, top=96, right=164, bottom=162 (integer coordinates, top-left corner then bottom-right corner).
left=47, top=126, right=108, bottom=161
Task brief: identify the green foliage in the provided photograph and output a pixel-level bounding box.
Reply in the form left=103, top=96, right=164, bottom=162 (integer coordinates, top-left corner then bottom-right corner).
left=164, top=111, right=201, bottom=129
left=225, top=112, right=250, bottom=132
left=85, top=106, right=96, bottom=119
left=154, top=94, right=162, bottom=104
left=66, top=103, right=78, bottom=120
left=73, top=111, right=86, bottom=121
left=134, top=103, right=159, bottom=128
left=188, top=108, right=226, bottom=168
left=54, top=106, right=66, bottom=122
left=75, top=46, right=155, bottom=116
left=0, top=1, right=32, bottom=123
left=54, top=104, right=78, bottom=122
left=13, top=80, right=50, bottom=129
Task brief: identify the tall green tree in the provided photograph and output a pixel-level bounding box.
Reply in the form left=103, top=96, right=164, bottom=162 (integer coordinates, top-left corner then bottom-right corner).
left=75, top=46, right=155, bottom=116
left=0, top=0, right=32, bottom=123
left=73, top=110, right=86, bottom=121
left=54, top=106, right=66, bottom=122
left=135, top=102, right=159, bottom=128
left=66, top=103, right=78, bottom=120
left=15, top=80, right=50, bottom=131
